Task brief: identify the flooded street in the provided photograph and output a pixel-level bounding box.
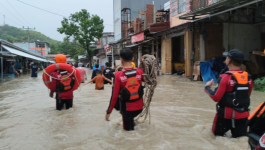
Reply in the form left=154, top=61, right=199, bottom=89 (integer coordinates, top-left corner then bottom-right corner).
left=0, top=70, right=264, bottom=150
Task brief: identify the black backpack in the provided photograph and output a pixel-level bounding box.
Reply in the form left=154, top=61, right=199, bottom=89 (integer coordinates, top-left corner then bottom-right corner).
left=56, top=71, right=74, bottom=92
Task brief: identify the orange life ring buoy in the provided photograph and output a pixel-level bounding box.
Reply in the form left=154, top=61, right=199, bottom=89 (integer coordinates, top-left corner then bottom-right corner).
left=42, top=63, right=81, bottom=91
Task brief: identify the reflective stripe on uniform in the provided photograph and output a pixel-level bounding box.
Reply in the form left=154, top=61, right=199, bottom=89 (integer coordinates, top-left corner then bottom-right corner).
left=125, top=70, right=137, bottom=75
left=130, top=92, right=138, bottom=96
left=237, top=87, right=249, bottom=90
left=56, top=63, right=60, bottom=70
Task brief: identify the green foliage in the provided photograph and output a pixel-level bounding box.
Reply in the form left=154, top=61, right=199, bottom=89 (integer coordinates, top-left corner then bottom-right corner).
left=0, top=25, right=58, bottom=44
left=0, top=25, right=90, bottom=60
left=57, top=9, right=104, bottom=57
left=254, top=77, right=265, bottom=92
left=49, top=40, right=85, bottom=61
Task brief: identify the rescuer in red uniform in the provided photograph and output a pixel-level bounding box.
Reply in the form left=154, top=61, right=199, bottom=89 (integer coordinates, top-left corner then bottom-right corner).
left=205, top=49, right=253, bottom=138
left=50, top=54, right=75, bottom=110
left=105, top=48, right=144, bottom=131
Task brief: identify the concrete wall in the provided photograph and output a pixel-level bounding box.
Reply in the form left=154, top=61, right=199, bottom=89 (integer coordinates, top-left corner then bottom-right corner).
left=205, top=23, right=223, bottom=60
left=114, top=0, right=122, bottom=41
left=261, top=25, right=265, bottom=50
left=223, top=23, right=261, bottom=61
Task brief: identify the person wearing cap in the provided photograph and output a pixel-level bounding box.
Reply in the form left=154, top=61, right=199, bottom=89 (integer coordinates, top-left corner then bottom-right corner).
left=49, top=54, right=75, bottom=110
left=205, top=49, right=253, bottom=138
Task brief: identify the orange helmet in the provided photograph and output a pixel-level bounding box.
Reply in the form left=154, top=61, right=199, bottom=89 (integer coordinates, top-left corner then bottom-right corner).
left=55, top=54, right=66, bottom=63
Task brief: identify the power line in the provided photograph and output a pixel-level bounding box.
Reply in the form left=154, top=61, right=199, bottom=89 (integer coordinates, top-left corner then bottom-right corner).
left=15, top=0, right=66, bottom=18
left=13, top=0, right=115, bottom=28
left=21, top=27, right=36, bottom=49
left=6, top=0, right=33, bottom=27
left=0, top=1, right=27, bottom=26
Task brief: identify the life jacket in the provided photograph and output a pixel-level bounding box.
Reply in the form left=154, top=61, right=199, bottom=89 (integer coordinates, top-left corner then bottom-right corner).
left=218, top=71, right=250, bottom=112
left=120, top=69, right=144, bottom=103
left=57, top=71, right=74, bottom=92
left=248, top=102, right=265, bottom=135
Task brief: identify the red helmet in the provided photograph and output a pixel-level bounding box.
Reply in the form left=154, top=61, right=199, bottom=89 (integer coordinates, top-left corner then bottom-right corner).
left=55, top=54, right=66, bottom=63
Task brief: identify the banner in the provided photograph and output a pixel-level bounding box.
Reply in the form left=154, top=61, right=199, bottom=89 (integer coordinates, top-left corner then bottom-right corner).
left=131, top=32, right=144, bottom=44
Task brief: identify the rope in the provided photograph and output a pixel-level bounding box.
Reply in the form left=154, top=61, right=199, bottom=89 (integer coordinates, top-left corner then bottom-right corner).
left=73, top=67, right=81, bottom=91
left=136, top=54, right=157, bottom=123
left=43, top=67, right=75, bottom=80
left=43, top=66, right=81, bottom=91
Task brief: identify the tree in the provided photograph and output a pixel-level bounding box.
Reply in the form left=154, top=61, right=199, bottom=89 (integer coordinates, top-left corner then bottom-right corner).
left=57, top=9, right=104, bottom=66
left=49, top=40, right=85, bottom=61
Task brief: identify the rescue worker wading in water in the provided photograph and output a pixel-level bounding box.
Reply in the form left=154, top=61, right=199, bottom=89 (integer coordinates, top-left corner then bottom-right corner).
left=105, top=48, right=144, bottom=131
left=205, top=49, right=253, bottom=138
left=50, top=54, right=75, bottom=110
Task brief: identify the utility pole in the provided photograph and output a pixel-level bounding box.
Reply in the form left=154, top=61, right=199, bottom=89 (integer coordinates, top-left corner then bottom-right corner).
left=0, top=42, right=3, bottom=81
left=22, top=27, right=35, bottom=50
left=3, top=15, right=5, bottom=25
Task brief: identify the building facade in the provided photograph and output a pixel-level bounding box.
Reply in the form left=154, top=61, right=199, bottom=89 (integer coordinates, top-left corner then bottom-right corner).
left=94, top=32, right=114, bottom=66
left=111, top=0, right=265, bottom=79
left=161, top=0, right=265, bottom=77
left=13, top=41, right=50, bottom=56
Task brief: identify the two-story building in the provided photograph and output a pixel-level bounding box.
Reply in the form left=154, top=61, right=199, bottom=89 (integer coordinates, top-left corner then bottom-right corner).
left=13, top=41, right=50, bottom=56
left=111, top=0, right=265, bottom=78
left=94, top=32, right=114, bottom=66
left=160, top=0, right=265, bottom=77
left=111, top=0, right=170, bottom=69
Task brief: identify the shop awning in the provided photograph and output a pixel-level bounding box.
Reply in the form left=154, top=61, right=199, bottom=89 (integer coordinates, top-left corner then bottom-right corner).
left=2, top=45, right=48, bottom=62
left=0, top=51, right=17, bottom=57
left=125, top=39, right=152, bottom=48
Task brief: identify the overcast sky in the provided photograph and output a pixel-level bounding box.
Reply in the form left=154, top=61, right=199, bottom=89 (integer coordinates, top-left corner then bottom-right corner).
left=0, top=0, right=113, bottom=41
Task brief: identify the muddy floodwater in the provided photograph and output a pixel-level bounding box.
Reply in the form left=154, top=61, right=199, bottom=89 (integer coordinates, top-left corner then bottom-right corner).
left=0, top=70, right=264, bottom=150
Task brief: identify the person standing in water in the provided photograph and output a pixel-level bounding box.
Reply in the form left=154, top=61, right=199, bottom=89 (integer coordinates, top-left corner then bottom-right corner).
left=205, top=49, right=253, bottom=138
left=30, top=62, right=38, bottom=77
left=86, top=70, right=112, bottom=90
left=49, top=54, right=75, bottom=110
left=9, top=62, right=19, bottom=76
left=103, top=62, right=114, bottom=84
left=106, top=48, right=144, bottom=131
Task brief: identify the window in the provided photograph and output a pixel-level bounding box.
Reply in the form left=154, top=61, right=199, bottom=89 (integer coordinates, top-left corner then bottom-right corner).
left=178, top=0, right=186, bottom=13
left=170, top=0, right=177, bottom=17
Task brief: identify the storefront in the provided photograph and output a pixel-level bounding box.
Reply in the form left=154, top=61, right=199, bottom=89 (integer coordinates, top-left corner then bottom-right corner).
left=0, top=40, right=49, bottom=81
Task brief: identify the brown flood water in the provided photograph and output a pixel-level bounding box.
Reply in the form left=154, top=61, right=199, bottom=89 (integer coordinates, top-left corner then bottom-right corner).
left=0, top=70, right=264, bottom=150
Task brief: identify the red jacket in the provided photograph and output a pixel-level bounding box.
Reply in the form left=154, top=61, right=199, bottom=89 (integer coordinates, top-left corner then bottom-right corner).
left=50, top=71, right=74, bottom=100
left=205, top=70, right=253, bottom=119
left=107, top=68, right=144, bottom=114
